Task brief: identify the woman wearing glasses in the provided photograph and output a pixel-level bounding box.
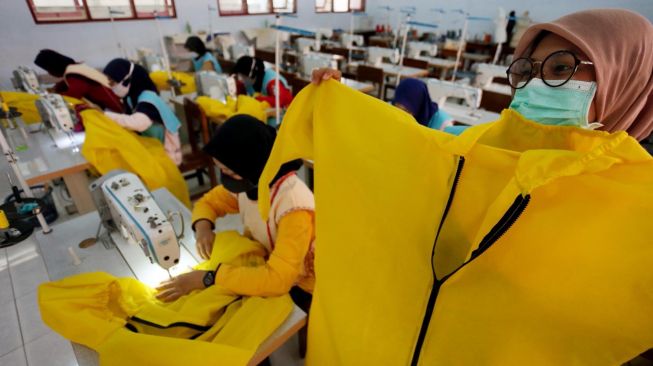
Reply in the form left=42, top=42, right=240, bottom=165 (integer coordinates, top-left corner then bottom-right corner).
left=313, top=10, right=653, bottom=140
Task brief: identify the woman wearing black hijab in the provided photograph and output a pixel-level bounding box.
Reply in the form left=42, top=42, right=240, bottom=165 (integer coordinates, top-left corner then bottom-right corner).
left=156, top=114, right=315, bottom=311
left=34, top=49, right=123, bottom=112
left=103, top=58, right=182, bottom=165
left=184, top=36, right=222, bottom=72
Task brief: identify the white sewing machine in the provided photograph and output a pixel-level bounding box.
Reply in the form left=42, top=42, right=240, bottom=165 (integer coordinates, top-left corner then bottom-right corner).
left=425, top=78, right=483, bottom=109
left=407, top=41, right=438, bottom=58
left=137, top=48, right=165, bottom=72
left=230, top=43, right=255, bottom=61
left=34, top=93, right=78, bottom=149
left=341, top=33, right=364, bottom=48
left=296, top=37, right=318, bottom=54
left=367, top=46, right=400, bottom=66
left=300, top=53, right=338, bottom=78
left=195, top=71, right=237, bottom=103
left=472, top=63, right=508, bottom=88
left=12, top=66, right=42, bottom=94
left=90, top=170, right=181, bottom=271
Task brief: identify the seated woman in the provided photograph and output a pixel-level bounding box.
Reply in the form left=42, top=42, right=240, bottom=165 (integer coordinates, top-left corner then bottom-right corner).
left=103, top=58, right=182, bottom=165
left=184, top=36, right=222, bottom=73
left=156, top=114, right=315, bottom=311
left=393, top=78, right=466, bottom=135
left=233, top=56, right=293, bottom=109
left=34, top=49, right=123, bottom=113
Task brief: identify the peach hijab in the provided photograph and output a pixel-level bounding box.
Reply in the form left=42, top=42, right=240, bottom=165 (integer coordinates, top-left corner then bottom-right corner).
left=514, top=9, right=653, bottom=141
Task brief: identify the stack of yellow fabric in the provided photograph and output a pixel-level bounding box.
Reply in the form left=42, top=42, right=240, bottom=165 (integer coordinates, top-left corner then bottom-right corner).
left=196, top=95, right=269, bottom=124
left=260, top=81, right=653, bottom=365
left=80, top=109, right=191, bottom=207
left=39, top=231, right=293, bottom=366
left=0, top=91, right=83, bottom=124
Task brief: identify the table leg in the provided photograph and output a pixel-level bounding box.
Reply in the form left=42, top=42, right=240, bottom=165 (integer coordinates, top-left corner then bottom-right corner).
left=62, top=171, right=96, bottom=215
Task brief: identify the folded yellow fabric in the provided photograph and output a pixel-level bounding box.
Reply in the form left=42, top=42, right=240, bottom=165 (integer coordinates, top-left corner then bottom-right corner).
left=80, top=109, right=190, bottom=207
left=39, top=231, right=293, bottom=366
left=150, top=71, right=196, bottom=95
left=260, top=81, right=653, bottom=365
left=196, top=95, right=269, bottom=124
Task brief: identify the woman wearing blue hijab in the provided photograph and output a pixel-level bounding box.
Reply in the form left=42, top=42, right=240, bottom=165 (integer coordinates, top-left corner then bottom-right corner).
left=392, top=78, right=466, bottom=135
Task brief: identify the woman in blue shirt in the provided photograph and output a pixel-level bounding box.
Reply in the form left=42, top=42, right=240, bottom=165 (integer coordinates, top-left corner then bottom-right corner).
left=184, top=36, right=222, bottom=73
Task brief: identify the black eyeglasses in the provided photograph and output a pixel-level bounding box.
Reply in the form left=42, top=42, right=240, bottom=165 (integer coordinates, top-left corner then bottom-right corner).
left=506, top=50, right=594, bottom=89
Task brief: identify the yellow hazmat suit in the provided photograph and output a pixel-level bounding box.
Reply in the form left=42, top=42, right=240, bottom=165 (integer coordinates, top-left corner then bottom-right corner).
left=196, top=95, right=270, bottom=124
left=0, top=91, right=83, bottom=124
left=150, top=71, right=196, bottom=95
left=39, top=231, right=293, bottom=366
left=259, top=81, right=653, bottom=365
left=80, top=109, right=191, bottom=207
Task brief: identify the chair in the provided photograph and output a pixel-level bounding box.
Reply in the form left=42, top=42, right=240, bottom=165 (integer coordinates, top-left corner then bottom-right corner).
left=402, top=57, right=429, bottom=70
left=180, top=98, right=218, bottom=199
left=255, top=48, right=276, bottom=63
left=356, top=65, right=385, bottom=99
left=289, top=77, right=311, bottom=94
left=479, top=89, right=512, bottom=114
left=217, top=57, right=236, bottom=74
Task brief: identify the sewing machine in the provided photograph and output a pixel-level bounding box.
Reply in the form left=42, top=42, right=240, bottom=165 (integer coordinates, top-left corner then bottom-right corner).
left=89, top=170, right=180, bottom=271
left=472, top=63, right=509, bottom=88
left=341, top=33, right=364, bottom=48
left=295, top=37, right=318, bottom=54
left=195, top=71, right=237, bottom=103
left=367, top=46, right=400, bottom=66
left=300, top=53, right=338, bottom=78
left=407, top=41, right=438, bottom=58
left=137, top=48, right=165, bottom=72
left=34, top=93, right=78, bottom=149
left=425, top=78, right=482, bottom=108
left=12, top=66, right=42, bottom=94
left=230, top=43, right=255, bottom=61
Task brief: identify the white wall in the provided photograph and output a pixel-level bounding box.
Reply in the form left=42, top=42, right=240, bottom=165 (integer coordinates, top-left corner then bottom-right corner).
left=367, top=0, right=653, bottom=42
left=0, top=0, right=355, bottom=88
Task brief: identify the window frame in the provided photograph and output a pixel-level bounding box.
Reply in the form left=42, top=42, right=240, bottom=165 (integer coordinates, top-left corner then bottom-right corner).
left=26, top=0, right=177, bottom=24
left=315, top=0, right=365, bottom=13
left=217, top=0, right=297, bottom=16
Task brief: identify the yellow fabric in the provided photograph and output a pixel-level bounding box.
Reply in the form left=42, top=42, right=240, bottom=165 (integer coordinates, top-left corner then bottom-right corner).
left=260, top=81, right=653, bottom=365
left=192, top=185, right=316, bottom=295
left=80, top=109, right=190, bottom=207
left=150, top=71, right=196, bottom=94
left=196, top=95, right=269, bottom=124
left=39, top=231, right=293, bottom=366
left=0, top=91, right=83, bottom=124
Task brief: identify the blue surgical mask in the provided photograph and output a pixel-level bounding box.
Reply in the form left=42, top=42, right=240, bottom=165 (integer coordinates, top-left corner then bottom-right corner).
left=509, top=78, right=601, bottom=129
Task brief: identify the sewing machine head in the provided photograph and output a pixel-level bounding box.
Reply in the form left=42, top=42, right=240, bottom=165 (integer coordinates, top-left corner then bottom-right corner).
left=35, top=93, right=78, bottom=149
left=471, top=63, right=509, bottom=88
left=407, top=42, right=438, bottom=58
left=341, top=33, right=364, bottom=48
left=89, top=170, right=180, bottom=270
left=367, top=46, right=400, bottom=66
left=12, top=66, right=41, bottom=94
left=300, top=53, right=338, bottom=78
left=137, top=48, right=165, bottom=72
left=195, top=71, right=237, bottom=103
left=230, top=43, right=255, bottom=61
left=296, top=37, right=318, bottom=54
left=425, top=78, right=483, bottom=109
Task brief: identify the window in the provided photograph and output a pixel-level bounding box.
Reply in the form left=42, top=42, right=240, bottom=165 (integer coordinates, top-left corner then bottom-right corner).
left=316, top=0, right=364, bottom=13
left=27, top=0, right=176, bottom=23
left=217, top=0, right=296, bottom=16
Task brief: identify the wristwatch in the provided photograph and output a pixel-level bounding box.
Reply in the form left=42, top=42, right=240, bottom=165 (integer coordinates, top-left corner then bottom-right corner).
left=202, top=270, right=216, bottom=288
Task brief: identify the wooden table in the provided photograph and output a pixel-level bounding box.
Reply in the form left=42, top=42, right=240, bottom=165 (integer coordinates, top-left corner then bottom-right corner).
left=416, top=56, right=458, bottom=78
left=0, top=128, right=94, bottom=214
left=441, top=104, right=501, bottom=126
left=36, top=188, right=307, bottom=366
left=341, top=77, right=375, bottom=94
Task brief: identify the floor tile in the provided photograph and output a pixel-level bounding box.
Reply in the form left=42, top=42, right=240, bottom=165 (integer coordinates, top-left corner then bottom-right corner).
left=0, top=347, right=26, bottom=366
left=16, top=291, right=51, bottom=343
left=25, top=332, right=78, bottom=366
left=0, top=299, right=22, bottom=358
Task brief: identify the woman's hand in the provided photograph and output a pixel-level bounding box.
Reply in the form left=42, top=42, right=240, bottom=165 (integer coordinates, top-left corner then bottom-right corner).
left=311, top=68, right=342, bottom=85
left=156, top=270, right=207, bottom=302
left=195, top=220, right=216, bottom=260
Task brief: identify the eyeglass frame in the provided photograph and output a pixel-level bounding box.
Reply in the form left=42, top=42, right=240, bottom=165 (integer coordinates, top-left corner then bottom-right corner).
left=506, top=50, right=594, bottom=89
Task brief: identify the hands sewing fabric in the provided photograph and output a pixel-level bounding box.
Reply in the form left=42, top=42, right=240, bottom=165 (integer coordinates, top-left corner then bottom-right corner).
left=194, top=220, right=216, bottom=260
left=311, top=68, right=342, bottom=85
left=156, top=270, right=207, bottom=302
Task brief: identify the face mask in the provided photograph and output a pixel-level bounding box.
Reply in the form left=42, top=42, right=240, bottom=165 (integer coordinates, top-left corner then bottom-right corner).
left=111, top=62, right=134, bottom=98
left=221, top=171, right=257, bottom=194
left=509, top=78, right=601, bottom=129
